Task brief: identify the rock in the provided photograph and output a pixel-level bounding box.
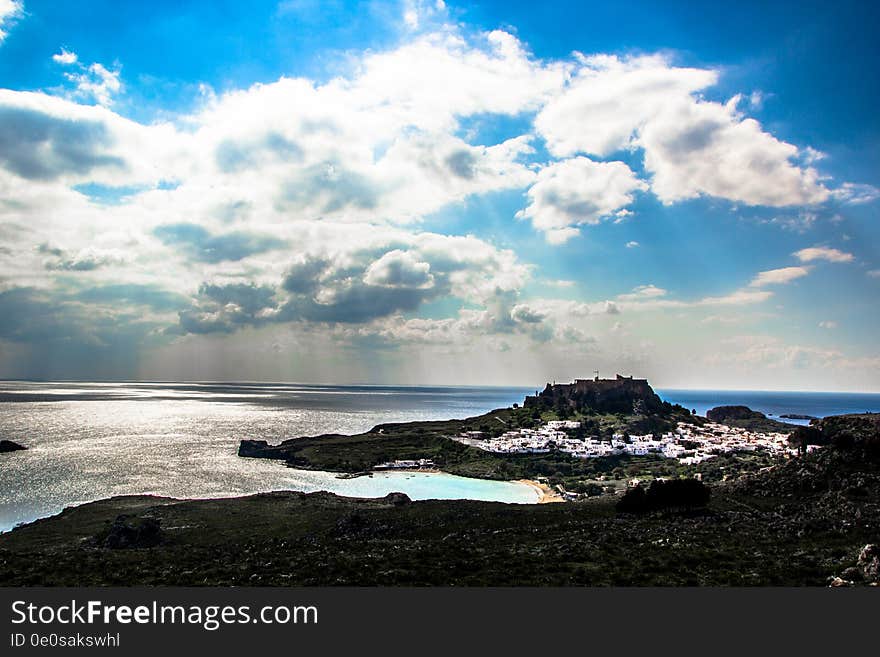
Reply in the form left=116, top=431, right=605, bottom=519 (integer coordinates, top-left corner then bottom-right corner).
left=238, top=439, right=271, bottom=457
left=0, top=440, right=26, bottom=453
left=101, top=515, right=163, bottom=549
left=382, top=492, right=411, bottom=506
left=707, top=406, right=765, bottom=422
left=858, top=544, right=879, bottom=582
left=828, top=576, right=852, bottom=587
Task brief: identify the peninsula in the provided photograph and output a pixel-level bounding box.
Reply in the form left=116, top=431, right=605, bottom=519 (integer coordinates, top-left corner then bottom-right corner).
left=239, top=375, right=796, bottom=495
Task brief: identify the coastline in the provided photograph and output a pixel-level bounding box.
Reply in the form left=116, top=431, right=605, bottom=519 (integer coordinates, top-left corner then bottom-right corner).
left=518, top=479, right=564, bottom=504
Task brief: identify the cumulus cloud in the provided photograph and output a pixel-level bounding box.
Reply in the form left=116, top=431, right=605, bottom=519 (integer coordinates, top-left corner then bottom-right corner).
left=0, top=90, right=182, bottom=185
left=0, top=20, right=870, bottom=380
left=793, top=246, right=854, bottom=263
left=536, top=54, right=829, bottom=208
left=625, top=241, right=639, bottom=248
left=363, top=250, right=434, bottom=289
left=0, top=0, right=22, bottom=43
left=52, top=48, right=78, bottom=65
left=516, top=156, right=647, bottom=243
left=818, top=320, right=837, bottom=329
left=749, top=266, right=810, bottom=287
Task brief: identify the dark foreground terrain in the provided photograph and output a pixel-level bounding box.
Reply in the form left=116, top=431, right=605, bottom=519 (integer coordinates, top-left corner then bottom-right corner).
left=1, top=415, right=878, bottom=586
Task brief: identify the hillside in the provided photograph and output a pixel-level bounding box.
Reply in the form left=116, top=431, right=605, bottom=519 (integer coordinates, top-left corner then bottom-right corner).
left=238, top=377, right=711, bottom=490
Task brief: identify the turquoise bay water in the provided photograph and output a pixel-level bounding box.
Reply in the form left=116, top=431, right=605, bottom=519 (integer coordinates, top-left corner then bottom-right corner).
left=2, top=381, right=879, bottom=531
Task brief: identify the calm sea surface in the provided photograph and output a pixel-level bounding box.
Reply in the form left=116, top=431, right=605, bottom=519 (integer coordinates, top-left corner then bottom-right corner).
left=2, top=381, right=879, bottom=531
left=657, top=389, right=880, bottom=425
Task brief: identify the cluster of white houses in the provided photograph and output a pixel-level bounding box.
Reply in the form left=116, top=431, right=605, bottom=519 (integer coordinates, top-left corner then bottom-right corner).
left=451, top=419, right=801, bottom=464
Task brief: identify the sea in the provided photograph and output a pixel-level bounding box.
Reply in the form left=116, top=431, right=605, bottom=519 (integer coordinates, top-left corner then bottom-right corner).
left=2, top=381, right=880, bottom=532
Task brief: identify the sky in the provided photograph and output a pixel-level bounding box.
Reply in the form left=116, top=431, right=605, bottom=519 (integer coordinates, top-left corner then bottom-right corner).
left=0, top=0, right=878, bottom=390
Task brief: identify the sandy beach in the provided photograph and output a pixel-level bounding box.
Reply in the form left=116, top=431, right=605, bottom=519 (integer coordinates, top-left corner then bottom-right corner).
left=518, top=479, right=564, bottom=503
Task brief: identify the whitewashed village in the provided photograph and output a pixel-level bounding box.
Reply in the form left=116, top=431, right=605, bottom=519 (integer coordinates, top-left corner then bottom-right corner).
left=450, top=419, right=803, bottom=465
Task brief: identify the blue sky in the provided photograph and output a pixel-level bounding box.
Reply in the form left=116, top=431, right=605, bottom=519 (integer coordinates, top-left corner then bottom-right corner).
left=0, top=0, right=877, bottom=390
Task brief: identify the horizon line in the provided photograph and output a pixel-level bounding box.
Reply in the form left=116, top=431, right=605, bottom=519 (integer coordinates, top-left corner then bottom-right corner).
left=1, top=378, right=879, bottom=395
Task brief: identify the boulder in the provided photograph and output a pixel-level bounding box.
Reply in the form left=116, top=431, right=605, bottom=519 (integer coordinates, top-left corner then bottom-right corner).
left=101, top=515, right=163, bottom=549
left=238, top=439, right=272, bottom=457
left=383, top=492, right=412, bottom=506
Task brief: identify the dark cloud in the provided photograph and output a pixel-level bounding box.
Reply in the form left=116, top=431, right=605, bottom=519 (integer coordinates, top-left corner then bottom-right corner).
left=215, top=132, right=303, bottom=173
left=281, top=162, right=378, bottom=213
left=0, top=105, right=126, bottom=180
left=0, top=287, right=166, bottom=379
left=172, top=282, right=278, bottom=335
left=281, top=256, right=331, bottom=294
left=199, top=282, right=276, bottom=315
left=445, top=149, right=478, bottom=179
left=39, top=244, right=120, bottom=272
left=73, top=284, right=189, bottom=311
left=154, top=223, right=286, bottom=263
left=46, top=259, right=102, bottom=271
left=280, top=284, right=431, bottom=324
left=37, top=243, right=65, bottom=257
left=510, top=305, right=545, bottom=324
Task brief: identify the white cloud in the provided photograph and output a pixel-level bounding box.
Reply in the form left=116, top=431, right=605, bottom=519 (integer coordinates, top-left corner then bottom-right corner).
left=639, top=95, right=828, bottom=206
left=625, top=240, right=639, bottom=248
left=516, top=156, right=647, bottom=243
left=536, top=54, right=716, bottom=157
left=536, top=54, right=829, bottom=208
left=818, top=320, right=837, bottom=329
left=793, top=246, right=854, bottom=263
left=749, top=266, right=810, bottom=287
left=65, top=61, right=122, bottom=106
left=830, top=182, right=880, bottom=205
left=617, top=284, right=667, bottom=301
left=0, top=0, right=22, bottom=43
left=363, top=249, right=434, bottom=289
left=868, top=270, right=880, bottom=279
left=52, top=49, right=78, bottom=65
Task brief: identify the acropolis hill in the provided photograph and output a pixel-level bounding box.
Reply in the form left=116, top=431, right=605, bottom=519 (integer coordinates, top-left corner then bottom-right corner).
left=524, top=374, right=665, bottom=415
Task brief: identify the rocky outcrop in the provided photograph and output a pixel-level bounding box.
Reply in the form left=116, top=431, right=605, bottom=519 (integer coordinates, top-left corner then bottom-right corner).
left=0, top=440, right=26, bottom=453
left=525, top=375, right=665, bottom=415
left=382, top=492, right=411, bottom=506
left=98, top=515, right=163, bottom=549
left=706, top=406, right=793, bottom=432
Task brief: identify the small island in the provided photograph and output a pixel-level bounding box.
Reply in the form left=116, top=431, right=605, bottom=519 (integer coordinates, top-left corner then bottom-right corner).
left=0, top=440, right=27, bottom=453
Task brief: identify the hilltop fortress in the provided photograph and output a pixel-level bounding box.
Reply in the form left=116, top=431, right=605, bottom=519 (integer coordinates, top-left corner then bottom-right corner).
left=524, top=374, right=664, bottom=415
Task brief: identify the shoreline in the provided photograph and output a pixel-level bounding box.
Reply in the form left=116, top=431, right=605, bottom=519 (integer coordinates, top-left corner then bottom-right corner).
left=518, top=479, right=564, bottom=504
